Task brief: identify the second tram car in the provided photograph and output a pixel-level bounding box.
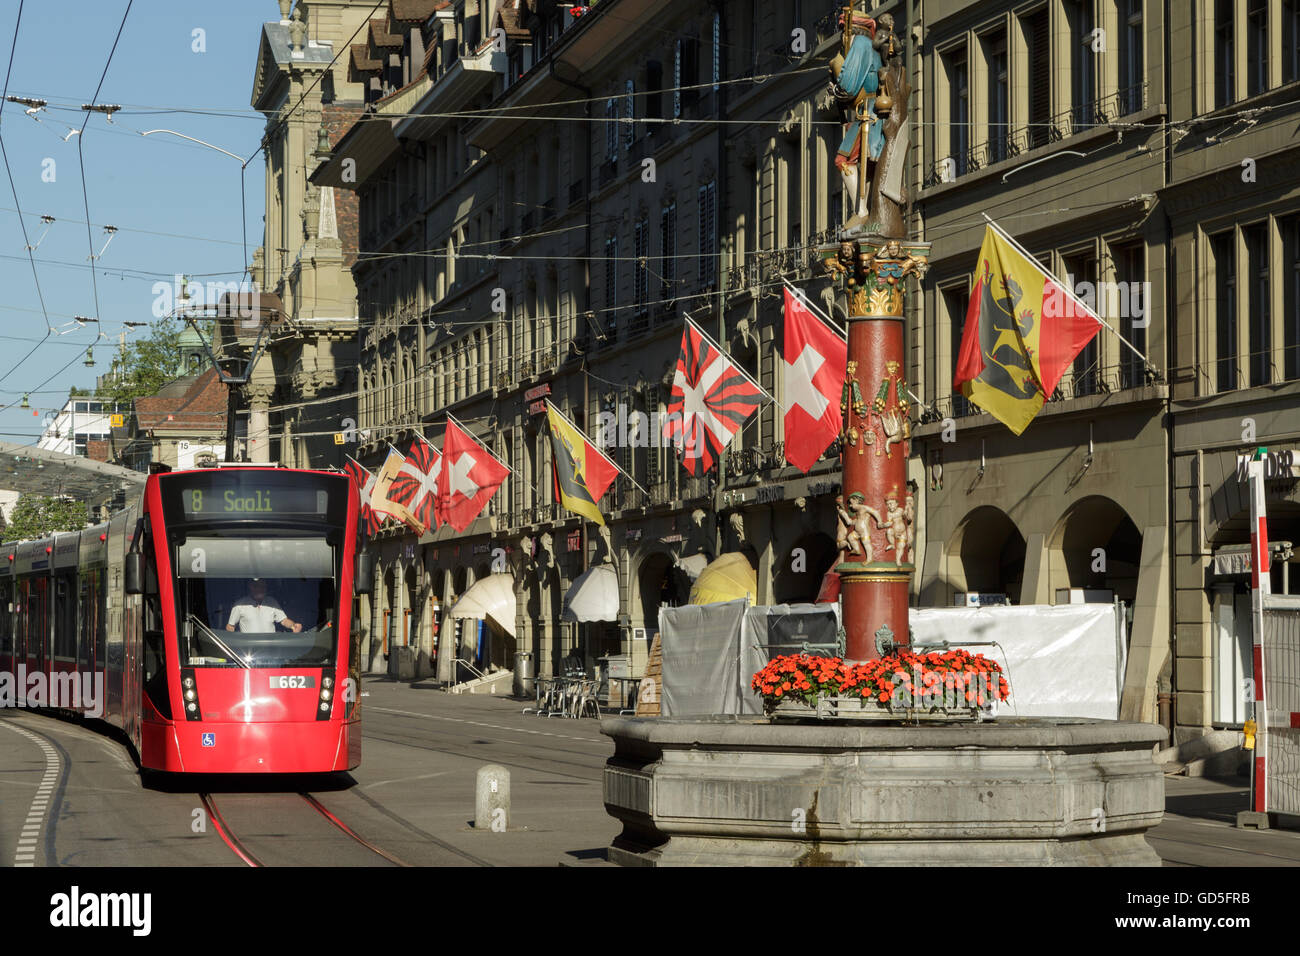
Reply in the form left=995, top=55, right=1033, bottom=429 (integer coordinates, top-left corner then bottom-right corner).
left=0, top=465, right=365, bottom=774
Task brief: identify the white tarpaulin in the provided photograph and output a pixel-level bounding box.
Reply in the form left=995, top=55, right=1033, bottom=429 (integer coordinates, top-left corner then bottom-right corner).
left=449, top=573, right=517, bottom=637
left=910, top=604, right=1126, bottom=719
left=659, top=601, right=841, bottom=716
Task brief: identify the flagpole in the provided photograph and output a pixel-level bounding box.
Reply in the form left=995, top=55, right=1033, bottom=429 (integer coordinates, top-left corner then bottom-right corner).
left=445, top=412, right=512, bottom=472
left=545, top=399, right=650, bottom=497
left=981, top=213, right=1159, bottom=378
left=683, top=314, right=785, bottom=411
left=783, top=280, right=847, bottom=339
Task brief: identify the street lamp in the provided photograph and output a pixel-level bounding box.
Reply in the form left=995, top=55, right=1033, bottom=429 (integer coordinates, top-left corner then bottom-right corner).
left=138, top=129, right=244, bottom=163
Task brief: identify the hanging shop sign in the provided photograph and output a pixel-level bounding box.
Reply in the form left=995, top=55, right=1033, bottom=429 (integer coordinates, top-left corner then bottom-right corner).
left=567, top=529, right=582, bottom=552
left=525, top=383, right=552, bottom=416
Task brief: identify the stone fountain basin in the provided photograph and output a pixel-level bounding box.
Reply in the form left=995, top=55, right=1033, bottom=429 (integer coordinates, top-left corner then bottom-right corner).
left=601, top=715, right=1165, bottom=866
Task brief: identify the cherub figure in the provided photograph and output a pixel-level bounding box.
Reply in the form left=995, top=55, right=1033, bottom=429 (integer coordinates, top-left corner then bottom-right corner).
left=879, top=486, right=912, bottom=566
left=836, top=492, right=883, bottom=562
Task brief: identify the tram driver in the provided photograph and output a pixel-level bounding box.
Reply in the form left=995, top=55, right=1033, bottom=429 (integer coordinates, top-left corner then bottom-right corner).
left=226, top=577, right=304, bottom=633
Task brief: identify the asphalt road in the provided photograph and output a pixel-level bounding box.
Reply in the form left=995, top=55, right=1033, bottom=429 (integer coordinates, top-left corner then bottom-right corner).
left=2, top=676, right=1297, bottom=867
left=0, top=675, right=616, bottom=868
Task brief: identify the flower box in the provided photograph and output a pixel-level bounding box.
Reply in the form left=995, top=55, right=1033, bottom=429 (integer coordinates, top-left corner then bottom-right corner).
left=753, top=650, right=1010, bottom=722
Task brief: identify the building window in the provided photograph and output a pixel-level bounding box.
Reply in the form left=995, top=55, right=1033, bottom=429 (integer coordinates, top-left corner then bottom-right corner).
left=1024, top=8, right=1050, bottom=149
left=673, top=40, right=683, bottom=118
left=1286, top=0, right=1300, bottom=84
left=605, top=235, right=618, bottom=340
left=1245, top=222, right=1270, bottom=387
left=1065, top=252, right=1100, bottom=395
left=1286, top=215, right=1300, bottom=380
left=985, top=31, right=1009, bottom=162
left=1213, top=230, right=1237, bottom=391
left=605, top=97, right=618, bottom=162
left=945, top=45, right=969, bottom=175
left=1115, top=242, right=1147, bottom=390
left=786, top=141, right=801, bottom=249
left=1247, top=0, right=1268, bottom=97
left=634, top=217, right=649, bottom=308
left=698, top=181, right=716, bottom=288
left=1071, top=0, right=1096, bottom=130
left=645, top=60, right=663, bottom=129
left=712, top=11, right=722, bottom=91
left=1215, top=0, right=1235, bottom=108
left=945, top=287, right=972, bottom=417
left=1119, top=0, right=1143, bottom=113
left=623, top=79, right=635, bottom=152
left=660, top=201, right=677, bottom=302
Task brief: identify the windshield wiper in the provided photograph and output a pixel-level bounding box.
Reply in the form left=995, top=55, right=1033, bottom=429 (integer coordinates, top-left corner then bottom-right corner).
left=187, top=613, right=250, bottom=669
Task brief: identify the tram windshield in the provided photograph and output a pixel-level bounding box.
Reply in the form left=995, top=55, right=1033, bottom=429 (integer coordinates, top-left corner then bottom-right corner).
left=175, top=535, right=339, bottom=667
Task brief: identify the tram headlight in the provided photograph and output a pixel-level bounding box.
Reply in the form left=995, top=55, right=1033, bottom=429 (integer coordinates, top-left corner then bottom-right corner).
left=322, top=676, right=333, bottom=689
left=320, top=688, right=332, bottom=701
left=185, top=689, right=197, bottom=702
left=320, top=701, right=330, bottom=712
left=187, top=702, right=197, bottom=713
left=183, top=677, right=194, bottom=689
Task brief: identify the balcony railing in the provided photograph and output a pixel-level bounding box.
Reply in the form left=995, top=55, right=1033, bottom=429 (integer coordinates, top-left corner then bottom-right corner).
left=723, top=442, right=785, bottom=481
left=926, top=82, right=1149, bottom=187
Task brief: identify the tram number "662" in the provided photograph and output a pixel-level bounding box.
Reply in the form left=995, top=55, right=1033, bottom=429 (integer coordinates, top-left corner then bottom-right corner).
left=269, top=675, right=315, bottom=689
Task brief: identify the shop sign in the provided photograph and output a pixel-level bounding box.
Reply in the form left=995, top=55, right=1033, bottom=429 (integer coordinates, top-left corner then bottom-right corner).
left=1236, top=449, right=1297, bottom=482
left=525, top=383, right=551, bottom=416
left=473, top=542, right=490, bottom=555
left=660, top=533, right=683, bottom=544
left=567, top=529, right=582, bottom=552
left=756, top=484, right=785, bottom=503
left=808, top=480, right=838, bottom=497
left=626, top=528, right=642, bottom=542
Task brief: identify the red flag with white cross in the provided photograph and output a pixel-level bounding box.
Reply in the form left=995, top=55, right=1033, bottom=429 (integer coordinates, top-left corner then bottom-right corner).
left=782, top=287, right=846, bottom=473
left=438, top=420, right=511, bottom=533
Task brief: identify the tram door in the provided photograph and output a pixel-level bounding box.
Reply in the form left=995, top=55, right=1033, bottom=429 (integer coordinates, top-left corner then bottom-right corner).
left=25, top=578, right=49, bottom=691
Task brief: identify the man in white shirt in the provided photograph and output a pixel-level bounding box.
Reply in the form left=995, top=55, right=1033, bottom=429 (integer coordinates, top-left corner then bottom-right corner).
left=226, top=578, right=303, bottom=633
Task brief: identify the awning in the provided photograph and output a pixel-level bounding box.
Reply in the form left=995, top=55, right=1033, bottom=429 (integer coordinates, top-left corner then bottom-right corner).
left=676, top=553, right=710, bottom=582
left=449, top=573, right=517, bottom=637
left=562, top=565, right=619, bottom=622
left=688, top=552, right=757, bottom=606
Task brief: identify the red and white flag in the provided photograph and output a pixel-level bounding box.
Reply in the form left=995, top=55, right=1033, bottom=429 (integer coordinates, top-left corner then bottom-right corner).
left=438, top=419, right=511, bottom=533
left=344, top=456, right=383, bottom=535
left=662, top=318, right=764, bottom=475
left=782, top=287, right=846, bottom=473
left=387, top=435, right=443, bottom=534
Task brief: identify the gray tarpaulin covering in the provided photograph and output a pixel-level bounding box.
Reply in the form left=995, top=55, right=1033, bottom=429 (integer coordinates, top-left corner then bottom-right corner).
left=659, top=601, right=841, bottom=716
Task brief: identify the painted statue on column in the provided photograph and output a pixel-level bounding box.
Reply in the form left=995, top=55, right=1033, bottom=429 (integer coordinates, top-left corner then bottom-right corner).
left=829, top=7, right=911, bottom=238
left=819, top=2, right=927, bottom=660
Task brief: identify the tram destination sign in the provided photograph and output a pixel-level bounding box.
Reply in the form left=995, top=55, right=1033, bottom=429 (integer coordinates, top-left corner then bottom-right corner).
left=180, top=486, right=329, bottom=517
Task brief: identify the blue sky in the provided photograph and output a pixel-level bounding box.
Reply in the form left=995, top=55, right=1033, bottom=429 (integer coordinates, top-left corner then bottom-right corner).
left=0, top=0, right=273, bottom=443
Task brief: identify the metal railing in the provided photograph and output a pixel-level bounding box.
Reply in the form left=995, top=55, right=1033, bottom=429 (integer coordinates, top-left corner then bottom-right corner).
left=926, top=83, right=1149, bottom=187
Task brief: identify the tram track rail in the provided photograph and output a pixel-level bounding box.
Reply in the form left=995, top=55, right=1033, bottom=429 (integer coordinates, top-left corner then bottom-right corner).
left=199, top=791, right=412, bottom=867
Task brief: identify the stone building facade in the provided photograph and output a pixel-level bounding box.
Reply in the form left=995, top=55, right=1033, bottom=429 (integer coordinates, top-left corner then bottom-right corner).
left=309, top=0, right=1299, bottom=747
left=316, top=0, right=855, bottom=681
left=246, top=0, right=373, bottom=468
left=913, top=0, right=1300, bottom=745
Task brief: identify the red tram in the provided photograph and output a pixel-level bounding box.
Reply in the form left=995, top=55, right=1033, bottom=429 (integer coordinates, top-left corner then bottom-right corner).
left=0, top=466, right=367, bottom=774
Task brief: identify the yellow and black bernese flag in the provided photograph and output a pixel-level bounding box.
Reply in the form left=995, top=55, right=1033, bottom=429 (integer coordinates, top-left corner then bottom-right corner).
left=546, top=401, right=620, bottom=526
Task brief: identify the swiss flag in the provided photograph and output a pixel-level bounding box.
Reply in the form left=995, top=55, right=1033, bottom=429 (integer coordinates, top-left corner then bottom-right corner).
left=782, top=287, right=846, bottom=473
left=438, top=420, right=511, bottom=533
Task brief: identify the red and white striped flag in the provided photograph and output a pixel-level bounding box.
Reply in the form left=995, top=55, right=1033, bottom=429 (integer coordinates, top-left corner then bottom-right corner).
left=343, top=456, right=383, bottom=535
left=662, top=318, right=764, bottom=475
left=387, top=435, right=443, bottom=534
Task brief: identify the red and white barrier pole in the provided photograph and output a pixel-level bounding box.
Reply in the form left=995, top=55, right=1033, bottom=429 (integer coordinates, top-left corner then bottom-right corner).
left=1248, top=456, right=1270, bottom=815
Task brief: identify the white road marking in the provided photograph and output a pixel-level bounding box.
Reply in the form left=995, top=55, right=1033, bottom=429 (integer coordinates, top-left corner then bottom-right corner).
left=0, top=719, right=61, bottom=867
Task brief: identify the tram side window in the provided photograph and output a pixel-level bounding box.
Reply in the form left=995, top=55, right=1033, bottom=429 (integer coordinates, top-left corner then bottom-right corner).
left=54, top=574, right=76, bottom=659
left=94, top=569, right=106, bottom=667
left=0, top=582, right=10, bottom=653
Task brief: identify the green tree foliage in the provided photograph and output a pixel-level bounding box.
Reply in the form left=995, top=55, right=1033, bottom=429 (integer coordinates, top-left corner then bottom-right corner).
left=1, top=494, right=89, bottom=543
left=95, top=317, right=188, bottom=406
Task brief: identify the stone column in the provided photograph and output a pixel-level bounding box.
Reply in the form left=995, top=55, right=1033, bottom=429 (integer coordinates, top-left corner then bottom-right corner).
left=243, top=381, right=275, bottom=463
left=820, top=240, right=929, bottom=660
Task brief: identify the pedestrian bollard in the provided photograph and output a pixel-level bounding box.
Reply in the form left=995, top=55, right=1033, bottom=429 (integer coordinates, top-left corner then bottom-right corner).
left=476, top=764, right=509, bottom=832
